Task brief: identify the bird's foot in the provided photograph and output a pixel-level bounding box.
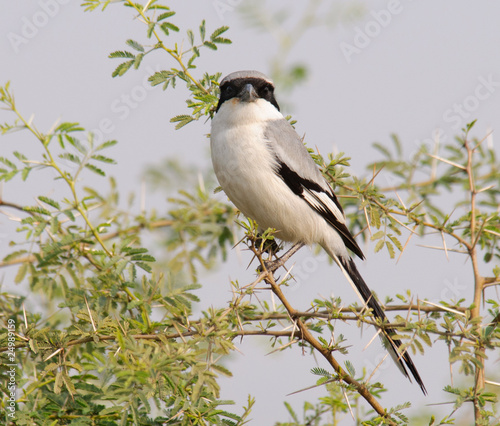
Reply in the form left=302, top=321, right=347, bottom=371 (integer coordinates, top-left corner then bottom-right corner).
left=258, top=242, right=305, bottom=274
left=254, top=234, right=281, bottom=255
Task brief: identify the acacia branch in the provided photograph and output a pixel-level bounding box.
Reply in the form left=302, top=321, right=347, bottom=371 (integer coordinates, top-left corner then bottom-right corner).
left=261, top=268, right=394, bottom=422
left=0, top=329, right=294, bottom=354
left=246, top=244, right=396, bottom=423
left=0, top=218, right=173, bottom=268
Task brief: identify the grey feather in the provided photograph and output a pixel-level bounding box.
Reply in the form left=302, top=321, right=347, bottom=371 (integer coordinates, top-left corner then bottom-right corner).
left=264, top=118, right=328, bottom=190
left=221, top=70, right=274, bottom=86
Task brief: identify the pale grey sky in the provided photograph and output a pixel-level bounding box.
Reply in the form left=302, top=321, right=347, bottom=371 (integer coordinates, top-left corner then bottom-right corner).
left=1, top=1, right=499, bottom=424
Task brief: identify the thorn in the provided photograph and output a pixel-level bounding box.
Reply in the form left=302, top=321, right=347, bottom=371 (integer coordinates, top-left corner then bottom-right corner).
left=441, top=231, right=449, bottom=261
left=265, top=338, right=298, bottom=356
left=363, top=329, right=382, bottom=352
left=421, top=300, right=466, bottom=317
left=342, top=386, right=355, bottom=421
left=366, top=353, right=390, bottom=384
left=425, top=153, right=466, bottom=170
left=44, top=347, right=63, bottom=362
left=22, top=303, right=28, bottom=328
left=363, top=206, right=372, bottom=237
left=85, top=296, right=97, bottom=333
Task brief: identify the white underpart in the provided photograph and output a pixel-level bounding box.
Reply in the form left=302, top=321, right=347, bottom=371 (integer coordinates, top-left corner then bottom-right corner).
left=210, top=97, right=349, bottom=259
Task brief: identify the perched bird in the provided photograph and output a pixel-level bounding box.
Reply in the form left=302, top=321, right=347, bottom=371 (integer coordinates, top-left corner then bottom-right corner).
left=210, top=70, right=426, bottom=394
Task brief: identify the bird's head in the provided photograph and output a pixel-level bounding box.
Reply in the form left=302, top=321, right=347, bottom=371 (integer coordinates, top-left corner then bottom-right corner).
left=215, top=70, right=280, bottom=113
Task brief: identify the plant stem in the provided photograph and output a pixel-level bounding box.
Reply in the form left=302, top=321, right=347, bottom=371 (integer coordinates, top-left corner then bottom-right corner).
left=11, top=104, right=112, bottom=257
left=262, top=267, right=395, bottom=423
left=126, top=0, right=209, bottom=95
left=465, top=136, right=485, bottom=424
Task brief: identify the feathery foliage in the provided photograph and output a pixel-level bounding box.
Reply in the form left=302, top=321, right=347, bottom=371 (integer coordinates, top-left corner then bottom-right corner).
left=0, top=1, right=499, bottom=425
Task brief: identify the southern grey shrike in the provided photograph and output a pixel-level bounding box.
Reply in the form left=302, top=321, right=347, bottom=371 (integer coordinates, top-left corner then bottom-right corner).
left=210, top=70, right=426, bottom=394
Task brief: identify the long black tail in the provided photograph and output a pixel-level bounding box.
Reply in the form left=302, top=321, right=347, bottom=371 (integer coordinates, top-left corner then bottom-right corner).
left=332, top=254, right=427, bottom=395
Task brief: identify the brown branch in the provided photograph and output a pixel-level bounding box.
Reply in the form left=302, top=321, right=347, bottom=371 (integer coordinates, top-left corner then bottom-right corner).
left=1, top=305, right=475, bottom=355
left=0, top=329, right=294, bottom=353
left=259, top=266, right=395, bottom=423
left=464, top=135, right=486, bottom=424
left=0, top=255, right=37, bottom=268
left=237, top=237, right=396, bottom=424
left=240, top=304, right=466, bottom=318
left=0, top=199, right=32, bottom=214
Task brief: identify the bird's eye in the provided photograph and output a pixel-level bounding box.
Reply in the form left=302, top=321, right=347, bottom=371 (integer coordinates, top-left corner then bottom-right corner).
left=260, top=85, right=272, bottom=96
left=222, top=85, right=235, bottom=97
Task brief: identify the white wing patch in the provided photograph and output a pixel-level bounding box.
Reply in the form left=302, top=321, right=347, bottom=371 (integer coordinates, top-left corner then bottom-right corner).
left=303, top=187, right=346, bottom=226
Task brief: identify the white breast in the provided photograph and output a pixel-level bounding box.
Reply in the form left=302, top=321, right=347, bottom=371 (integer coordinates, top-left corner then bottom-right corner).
left=211, top=99, right=281, bottom=224
left=210, top=98, right=344, bottom=250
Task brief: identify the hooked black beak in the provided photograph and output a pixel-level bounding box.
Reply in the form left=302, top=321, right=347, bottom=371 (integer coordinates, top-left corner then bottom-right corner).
left=239, top=83, right=258, bottom=102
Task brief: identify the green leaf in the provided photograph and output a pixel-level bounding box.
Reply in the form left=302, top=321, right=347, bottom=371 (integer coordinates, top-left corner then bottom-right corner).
left=135, top=262, right=152, bottom=272
left=95, top=139, right=118, bottom=151
left=133, top=53, right=144, bottom=69
left=147, top=22, right=155, bottom=38
left=55, top=122, right=84, bottom=133
left=38, top=196, right=60, bottom=210
left=21, top=167, right=32, bottom=181
left=187, top=29, right=194, bottom=45
left=0, top=157, right=17, bottom=170
left=210, top=26, right=229, bottom=40
left=13, top=151, right=28, bottom=162
left=62, top=370, right=76, bottom=395
left=14, top=262, right=28, bottom=284
left=388, top=234, right=403, bottom=252
left=126, top=39, right=144, bottom=52
left=85, top=163, right=105, bottom=176
left=311, top=367, right=330, bottom=377
left=157, top=11, right=175, bottom=21
left=112, top=60, right=134, bottom=77
left=65, top=135, right=87, bottom=154
left=0, top=170, right=18, bottom=182
left=149, top=70, right=175, bottom=89
left=59, top=153, right=81, bottom=164
left=371, top=230, right=385, bottom=241
left=23, top=206, right=51, bottom=216
left=385, top=240, right=395, bottom=258
left=199, top=19, right=206, bottom=41
left=344, top=360, right=356, bottom=376
left=62, top=209, right=75, bottom=221
left=54, top=370, right=63, bottom=394
left=212, top=37, right=231, bottom=45
left=130, top=254, right=156, bottom=262
left=203, top=41, right=217, bottom=50
left=160, top=22, right=179, bottom=35
left=109, top=50, right=135, bottom=59
left=170, top=114, right=194, bottom=130
left=91, top=154, right=116, bottom=164
left=284, top=402, right=298, bottom=422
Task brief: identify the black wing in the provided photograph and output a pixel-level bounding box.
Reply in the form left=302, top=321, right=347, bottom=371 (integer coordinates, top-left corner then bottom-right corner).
left=276, top=160, right=365, bottom=260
